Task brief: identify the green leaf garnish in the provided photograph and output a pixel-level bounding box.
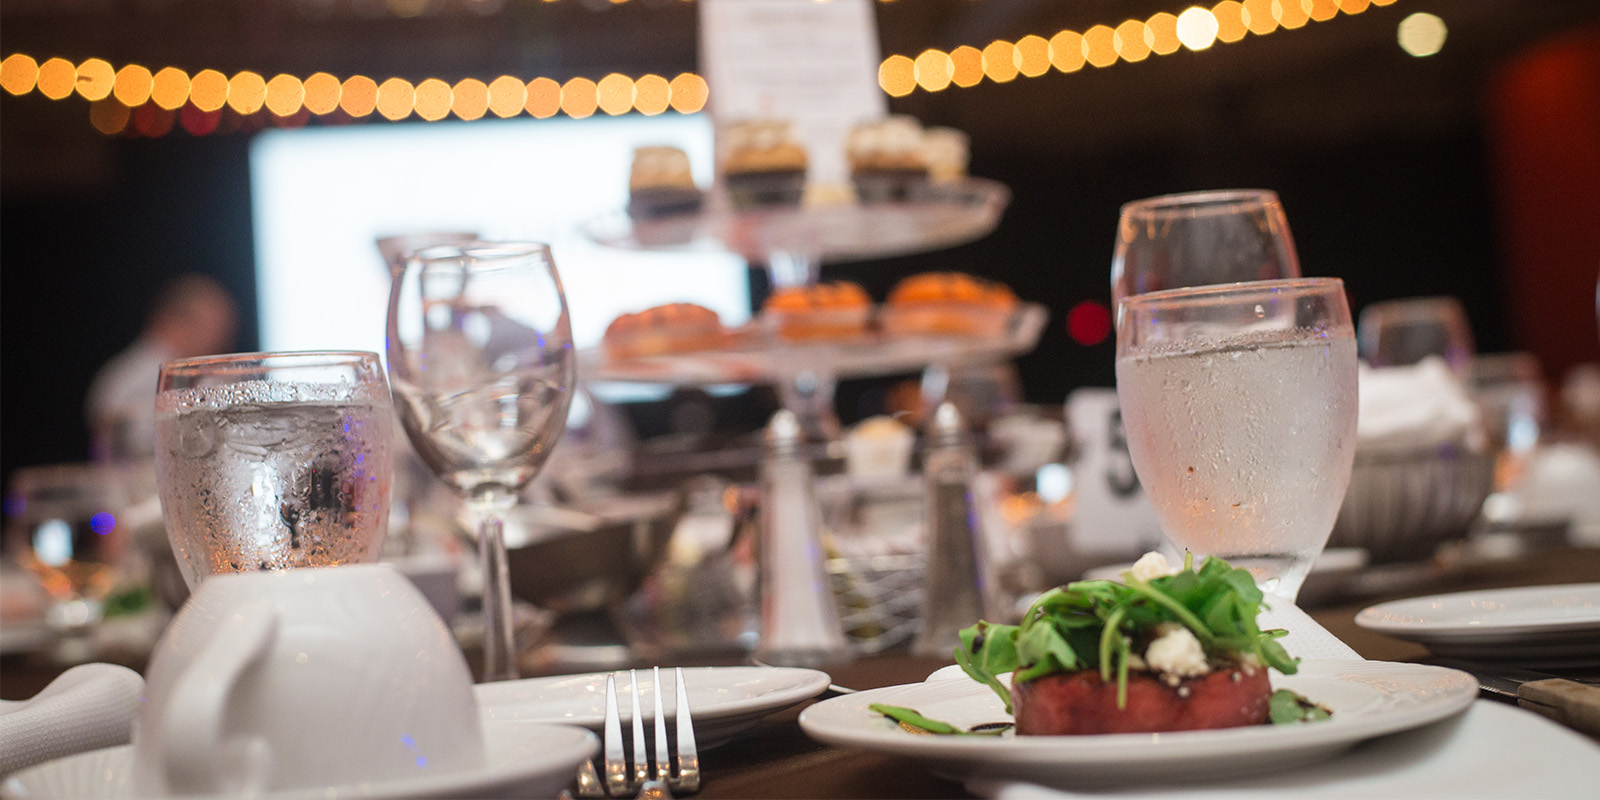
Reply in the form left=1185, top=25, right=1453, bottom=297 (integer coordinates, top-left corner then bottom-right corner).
left=953, top=554, right=1302, bottom=712
left=869, top=703, right=1012, bottom=736
left=1269, top=689, right=1333, bottom=724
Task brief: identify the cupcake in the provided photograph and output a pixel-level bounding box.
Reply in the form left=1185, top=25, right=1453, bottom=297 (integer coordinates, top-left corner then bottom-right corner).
left=721, top=120, right=808, bottom=210
left=626, top=146, right=704, bottom=220
left=846, top=115, right=928, bottom=203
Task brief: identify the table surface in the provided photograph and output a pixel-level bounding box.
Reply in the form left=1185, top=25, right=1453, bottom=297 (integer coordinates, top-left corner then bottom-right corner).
left=3, top=545, right=1597, bottom=798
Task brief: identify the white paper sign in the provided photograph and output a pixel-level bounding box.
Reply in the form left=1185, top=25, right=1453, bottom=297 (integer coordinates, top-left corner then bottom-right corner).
left=698, top=0, right=888, bottom=187
left=1064, top=388, right=1168, bottom=557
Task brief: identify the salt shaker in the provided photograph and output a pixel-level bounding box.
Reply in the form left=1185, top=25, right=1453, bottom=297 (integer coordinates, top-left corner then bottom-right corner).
left=754, top=410, right=852, bottom=667
left=912, top=402, right=994, bottom=657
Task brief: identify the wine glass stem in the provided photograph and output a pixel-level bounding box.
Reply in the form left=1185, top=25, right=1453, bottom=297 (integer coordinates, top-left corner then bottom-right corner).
left=472, top=488, right=518, bottom=682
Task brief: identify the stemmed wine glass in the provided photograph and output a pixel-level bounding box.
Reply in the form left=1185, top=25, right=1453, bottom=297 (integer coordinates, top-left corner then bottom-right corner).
left=1115, top=278, right=1358, bottom=602
left=386, top=241, right=575, bottom=682
left=1111, top=189, right=1300, bottom=305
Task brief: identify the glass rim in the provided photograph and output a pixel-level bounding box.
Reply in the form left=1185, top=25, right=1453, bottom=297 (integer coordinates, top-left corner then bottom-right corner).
left=159, top=349, right=382, bottom=375
left=1119, top=277, right=1345, bottom=309
left=407, top=240, right=553, bottom=265
left=1119, top=188, right=1280, bottom=217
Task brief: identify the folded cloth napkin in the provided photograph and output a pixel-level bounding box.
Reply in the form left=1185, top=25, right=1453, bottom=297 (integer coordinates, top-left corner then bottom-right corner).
left=0, top=662, right=144, bottom=776
left=1256, top=599, right=1363, bottom=662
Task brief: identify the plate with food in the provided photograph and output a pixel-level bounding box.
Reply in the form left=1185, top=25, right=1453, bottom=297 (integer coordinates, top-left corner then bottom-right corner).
left=799, top=554, right=1477, bottom=787
left=1355, top=583, right=1600, bottom=665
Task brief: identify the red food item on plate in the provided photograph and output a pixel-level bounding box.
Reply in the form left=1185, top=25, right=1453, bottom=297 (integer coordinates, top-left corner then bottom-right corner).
left=1011, top=662, right=1271, bottom=735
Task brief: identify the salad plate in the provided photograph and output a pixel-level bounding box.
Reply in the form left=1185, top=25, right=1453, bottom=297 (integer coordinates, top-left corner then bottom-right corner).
left=0, top=720, right=596, bottom=799
left=1355, top=583, right=1600, bottom=664
left=798, top=660, right=1476, bottom=788
left=475, top=665, right=832, bottom=748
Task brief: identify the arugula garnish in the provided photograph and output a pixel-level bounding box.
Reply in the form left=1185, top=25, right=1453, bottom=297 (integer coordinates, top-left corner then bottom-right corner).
left=954, top=554, right=1300, bottom=712
left=1268, top=689, right=1333, bottom=724
left=869, top=703, right=1013, bottom=736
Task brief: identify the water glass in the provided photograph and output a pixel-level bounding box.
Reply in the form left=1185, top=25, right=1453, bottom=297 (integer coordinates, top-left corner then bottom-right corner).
left=153, top=351, right=394, bottom=587
left=1115, top=278, right=1358, bottom=601
left=1112, top=189, right=1300, bottom=305
left=1357, top=295, right=1475, bottom=375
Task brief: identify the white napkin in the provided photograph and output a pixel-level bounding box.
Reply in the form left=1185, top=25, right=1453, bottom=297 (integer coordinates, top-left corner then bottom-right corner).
left=0, top=663, right=144, bottom=775
left=1256, top=599, right=1363, bottom=662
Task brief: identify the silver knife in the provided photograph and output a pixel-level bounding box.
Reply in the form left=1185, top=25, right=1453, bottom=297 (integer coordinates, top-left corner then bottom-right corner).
left=1430, top=659, right=1600, bottom=739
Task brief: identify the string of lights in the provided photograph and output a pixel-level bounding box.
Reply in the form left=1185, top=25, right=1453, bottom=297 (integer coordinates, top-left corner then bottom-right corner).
left=0, top=0, right=1399, bottom=136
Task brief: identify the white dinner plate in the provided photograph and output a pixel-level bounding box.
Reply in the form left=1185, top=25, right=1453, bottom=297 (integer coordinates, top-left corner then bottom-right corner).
left=475, top=666, right=832, bottom=748
left=0, top=720, right=597, bottom=800
left=1354, top=583, right=1600, bottom=665
left=798, top=660, right=1476, bottom=788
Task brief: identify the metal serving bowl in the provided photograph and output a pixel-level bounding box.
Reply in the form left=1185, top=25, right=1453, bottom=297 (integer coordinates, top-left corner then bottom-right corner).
left=1330, top=440, right=1494, bottom=564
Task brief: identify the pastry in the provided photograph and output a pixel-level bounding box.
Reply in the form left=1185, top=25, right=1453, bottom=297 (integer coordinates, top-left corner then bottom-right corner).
left=882, top=271, right=1018, bottom=337
left=762, top=281, right=872, bottom=341
left=602, top=303, right=726, bottom=362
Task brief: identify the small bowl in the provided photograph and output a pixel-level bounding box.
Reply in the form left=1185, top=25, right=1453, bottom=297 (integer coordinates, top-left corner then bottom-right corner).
left=1330, top=440, right=1494, bottom=563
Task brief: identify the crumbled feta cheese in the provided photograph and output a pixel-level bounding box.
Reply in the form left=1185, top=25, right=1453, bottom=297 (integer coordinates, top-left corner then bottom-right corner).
left=1145, top=624, right=1210, bottom=678
left=1129, top=551, right=1181, bottom=583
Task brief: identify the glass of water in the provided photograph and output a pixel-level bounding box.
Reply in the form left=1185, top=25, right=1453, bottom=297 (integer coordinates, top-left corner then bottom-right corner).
left=1115, top=278, right=1358, bottom=602
left=153, top=351, right=394, bottom=588
left=386, top=241, right=575, bottom=681
left=1112, top=189, right=1300, bottom=305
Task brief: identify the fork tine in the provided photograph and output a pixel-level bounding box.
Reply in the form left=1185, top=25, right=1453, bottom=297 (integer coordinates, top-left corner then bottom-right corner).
left=673, top=667, right=700, bottom=794
left=629, top=670, right=649, bottom=790
left=652, top=667, right=671, bottom=785
left=603, top=673, right=630, bottom=797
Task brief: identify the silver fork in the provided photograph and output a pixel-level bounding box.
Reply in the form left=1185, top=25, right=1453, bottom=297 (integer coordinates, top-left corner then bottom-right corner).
left=581, top=668, right=700, bottom=798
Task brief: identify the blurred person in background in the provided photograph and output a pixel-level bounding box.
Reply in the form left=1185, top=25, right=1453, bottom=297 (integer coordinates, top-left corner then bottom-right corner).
left=85, top=274, right=239, bottom=464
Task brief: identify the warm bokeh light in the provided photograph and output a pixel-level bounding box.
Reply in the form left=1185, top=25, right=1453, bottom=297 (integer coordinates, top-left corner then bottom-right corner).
left=74, top=58, right=115, bottom=101
left=228, top=71, right=267, bottom=115
left=914, top=49, right=953, bottom=92
left=339, top=75, right=378, bottom=117
left=525, top=76, right=561, bottom=118
left=451, top=78, right=489, bottom=121
left=1242, top=0, right=1279, bottom=36
left=413, top=77, right=452, bottom=121
left=945, top=45, right=982, bottom=87
left=668, top=72, right=707, bottom=113
left=1146, top=13, right=1182, bottom=55
left=37, top=57, right=77, bottom=100
left=1, top=53, right=39, bottom=96
left=559, top=77, right=598, bottom=119
left=1067, top=300, right=1113, bottom=346
left=133, top=103, right=175, bottom=137
left=879, top=54, right=916, bottom=97
left=375, top=77, right=416, bottom=121
left=981, top=40, right=1019, bottom=83
left=1398, top=12, right=1447, bottom=57
left=89, top=98, right=130, bottom=135
left=1279, top=0, right=1311, bottom=30
left=188, top=69, right=228, bottom=113
left=265, top=74, right=305, bottom=117
left=113, top=64, right=154, bottom=107
left=633, top=74, right=670, bottom=115
left=1015, top=35, right=1051, bottom=77
left=180, top=104, right=222, bottom=136
left=303, top=72, right=342, bottom=115
left=1314, top=0, right=1345, bottom=18
left=1083, top=25, right=1118, bottom=68
left=1340, top=0, right=1372, bottom=13
left=1213, top=1, right=1250, bottom=43
left=1048, top=31, right=1086, bottom=73
left=487, top=75, right=527, bottom=118
left=1176, top=7, right=1221, bottom=50
left=596, top=73, right=634, bottom=116
left=151, top=67, right=191, bottom=111
left=1114, top=20, right=1151, bottom=63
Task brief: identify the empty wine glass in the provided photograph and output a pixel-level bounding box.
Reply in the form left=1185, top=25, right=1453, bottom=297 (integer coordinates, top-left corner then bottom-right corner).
left=153, top=351, right=394, bottom=587
left=386, top=241, right=575, bottom=682
left=1111, top=189, right=1301, bottom=305
left=1115, top=278, right=1358, bottom=602
left=1357, top=296, right=1475, bottom=375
